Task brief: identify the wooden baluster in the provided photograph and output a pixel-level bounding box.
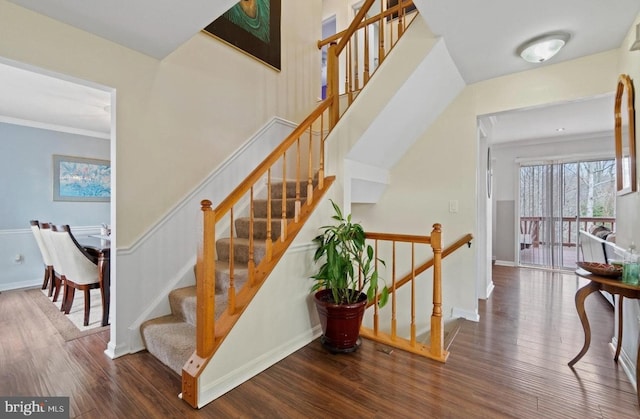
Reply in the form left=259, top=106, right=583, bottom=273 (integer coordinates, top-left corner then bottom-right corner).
left=197, top=199, right=215, bottom=356
left=307, top=126, right=314, bottom=206
left=397, top=1, right=405, bottom=38
left=281, top=153, right=287, bottom=242
left=347, top=39, right=353, bottom=105
left=410, top=242, right=416, bottom=346
left=295, top=138, right=301, bottom=222
left=318, top=111, right=325, bottom=190
left=328, top=42, right=339, bottom=128
left=265, top=169, right=273, bottom=261
left=248, top=187, right=255, bottom=285
left=430, top=223, right=443, bottom=359
left=391, top=240, right=397, bottom=340
left=373, top=239, right=379, bottom=335
left=363, top=22, right=370, bottom=85
left=378, top=13, right=386, bottom=65
left=228, top=208, right=235, bottom=313
left=353, top=29, right=360, bottom=92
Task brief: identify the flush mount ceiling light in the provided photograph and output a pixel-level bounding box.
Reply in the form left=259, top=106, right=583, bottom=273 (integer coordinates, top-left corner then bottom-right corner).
left=517, top=32, right=570, bottom=63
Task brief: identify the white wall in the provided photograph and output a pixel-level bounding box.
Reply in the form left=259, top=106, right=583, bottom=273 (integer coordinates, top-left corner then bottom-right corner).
left=615, top=12, right=640, bottom=390
left=0, top=122, right=109, bottom=290
left=0, top=0, right=323, bottom=354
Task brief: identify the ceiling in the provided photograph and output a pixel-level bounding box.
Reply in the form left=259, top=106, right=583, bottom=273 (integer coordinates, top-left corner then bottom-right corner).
left=2, top=0, right=640, bottom=143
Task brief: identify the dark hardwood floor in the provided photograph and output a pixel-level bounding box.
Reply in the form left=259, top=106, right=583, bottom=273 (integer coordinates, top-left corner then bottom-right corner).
left=1, top=266, right=639, bottom=418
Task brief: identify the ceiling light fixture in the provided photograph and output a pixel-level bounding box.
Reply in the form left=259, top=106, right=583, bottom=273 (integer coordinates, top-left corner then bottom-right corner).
left=517, top=32, right=570, bottom=63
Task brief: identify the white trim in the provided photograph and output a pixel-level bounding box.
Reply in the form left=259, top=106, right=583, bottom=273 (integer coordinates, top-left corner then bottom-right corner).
left=495, top=260, right=516, bottom=267
left=196, top=325, right=322, bottom=408
left=0, top=115, right=109, bottom=139
left=118, top=117, right=296, bottom=254
left=452, top=307, right=480, bottom=322
left=611, top=337, right=637, bottom=393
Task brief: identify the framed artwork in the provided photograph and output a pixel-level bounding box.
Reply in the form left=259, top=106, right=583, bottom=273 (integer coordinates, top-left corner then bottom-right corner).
left=53, top=155, right=111, bottom=202
left=614, top=74, right=637, bottom=195
left=203, top=0, right=281, bottom=71
left=386, top=0, right=417, bottom=21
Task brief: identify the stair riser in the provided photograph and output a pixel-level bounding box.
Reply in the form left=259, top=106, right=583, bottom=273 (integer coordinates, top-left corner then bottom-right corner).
left=235, top=218, right=284, bottom=240
left=216, top=240, right=266, bottom=265
left=253, top=198, right=297, bottom=219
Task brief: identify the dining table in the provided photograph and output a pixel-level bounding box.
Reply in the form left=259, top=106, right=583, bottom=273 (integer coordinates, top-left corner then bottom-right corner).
left=76, top=235, right=111, bottom=327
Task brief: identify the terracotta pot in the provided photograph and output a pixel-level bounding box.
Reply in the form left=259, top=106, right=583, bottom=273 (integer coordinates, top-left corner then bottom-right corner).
left=314, top=289, right=367, bottom=353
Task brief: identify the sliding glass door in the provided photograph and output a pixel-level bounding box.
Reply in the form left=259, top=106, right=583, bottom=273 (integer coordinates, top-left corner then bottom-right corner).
left=519, top=159, right=615, bottom=269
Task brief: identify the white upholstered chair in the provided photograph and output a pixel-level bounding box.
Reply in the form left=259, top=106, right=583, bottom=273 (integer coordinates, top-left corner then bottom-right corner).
left=30, top=220, right=53, bottom=292
left=50, top=225, right=101, bottom=326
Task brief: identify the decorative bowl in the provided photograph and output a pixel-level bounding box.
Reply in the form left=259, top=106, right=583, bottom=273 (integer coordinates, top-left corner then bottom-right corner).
left=576, top=261, right=623, bottom=278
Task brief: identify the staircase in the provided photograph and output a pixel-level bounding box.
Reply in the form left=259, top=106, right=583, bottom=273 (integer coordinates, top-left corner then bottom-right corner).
left=140, top=180, right=303, bottom=375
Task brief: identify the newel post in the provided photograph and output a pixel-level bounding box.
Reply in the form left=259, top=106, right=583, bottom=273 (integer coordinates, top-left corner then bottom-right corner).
left=430, top=223, right=444, bottom=359
left=197, top=199, right=216, bottom=356
left=327, top=41, right=339, bottom=129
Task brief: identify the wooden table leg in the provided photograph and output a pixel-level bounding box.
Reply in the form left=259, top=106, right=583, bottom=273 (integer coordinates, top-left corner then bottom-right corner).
left=98, top=250, right=110, bottom=327
left=568, top=281, right=600, bottom=367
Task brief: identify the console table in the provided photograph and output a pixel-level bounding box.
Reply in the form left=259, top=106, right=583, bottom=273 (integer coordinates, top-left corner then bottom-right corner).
left=570, top=268, right=640, bottom=404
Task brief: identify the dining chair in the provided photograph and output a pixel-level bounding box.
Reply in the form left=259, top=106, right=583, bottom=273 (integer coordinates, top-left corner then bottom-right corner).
left=50, top=225, right=101, bottom=326
left=29, top=220, right=53, bottom=292
left=39, top=223, right=65, bottom=302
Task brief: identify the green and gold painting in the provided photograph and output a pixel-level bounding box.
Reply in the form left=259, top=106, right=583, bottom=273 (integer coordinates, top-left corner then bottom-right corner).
left=203, top=0, right=281, bottom=71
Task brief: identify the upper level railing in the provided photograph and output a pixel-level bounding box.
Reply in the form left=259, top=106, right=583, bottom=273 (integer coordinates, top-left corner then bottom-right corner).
left=360, top=227, right=473, bottom=362
left=319, top=0, right=417, bottom=124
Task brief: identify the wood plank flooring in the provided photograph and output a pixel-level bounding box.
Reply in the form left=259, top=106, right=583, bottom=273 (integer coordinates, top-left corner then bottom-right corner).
left=1, top=266, right=639, bottom=418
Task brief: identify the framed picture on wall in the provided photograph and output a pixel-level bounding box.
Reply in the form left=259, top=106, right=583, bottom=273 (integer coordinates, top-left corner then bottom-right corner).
left=203, top=0, right=281, bottom=71
left=53, top=155, right=111, bottom=202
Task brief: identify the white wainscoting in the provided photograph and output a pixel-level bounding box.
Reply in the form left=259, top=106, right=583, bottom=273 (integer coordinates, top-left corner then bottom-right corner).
left=112, top=117, right=296, bottom=357
left=0, top=226, right=101, bottom=291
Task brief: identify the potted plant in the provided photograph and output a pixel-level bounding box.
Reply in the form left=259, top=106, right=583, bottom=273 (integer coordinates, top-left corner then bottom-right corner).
left=311, top=199, right=388, bottom=353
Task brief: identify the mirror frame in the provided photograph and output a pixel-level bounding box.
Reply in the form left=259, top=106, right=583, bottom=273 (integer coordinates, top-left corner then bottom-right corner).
left=614, top=73, right=637, bottom=195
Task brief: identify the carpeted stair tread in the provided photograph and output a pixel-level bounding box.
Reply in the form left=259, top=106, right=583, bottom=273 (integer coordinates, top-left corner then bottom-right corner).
left=253, top=198, right=298, bottom=219
left=168, top=286, right=197, bottom=325
left=235, top=217, right=289, bottom=240
left=216, top=237, right=267, bottom=264
left=140, top=315, right=196, bottom=375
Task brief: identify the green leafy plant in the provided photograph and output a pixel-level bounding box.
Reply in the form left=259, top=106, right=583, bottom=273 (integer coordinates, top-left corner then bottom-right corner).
left=311, top=200, right=388, bottom=307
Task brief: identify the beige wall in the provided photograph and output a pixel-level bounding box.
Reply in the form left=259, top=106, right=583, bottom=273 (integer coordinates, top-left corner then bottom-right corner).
left=615, top=12, right=640, bottom=387
left=0, top=0, right=322, bottom=247
left=352, top=34, right=620, bottom=318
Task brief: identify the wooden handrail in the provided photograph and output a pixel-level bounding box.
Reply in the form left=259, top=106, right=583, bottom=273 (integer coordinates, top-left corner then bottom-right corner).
left=318, top=1, right=415, bottom=49
left=335, top=0, right=376, bottom=54
left=214, top=98, right=333, bottom=219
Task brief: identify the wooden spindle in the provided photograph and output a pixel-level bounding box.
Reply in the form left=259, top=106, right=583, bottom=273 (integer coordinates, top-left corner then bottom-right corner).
left=318, top=111, right=325, bottom=190
left=410, top=242, right=416, bottom=346
left=327, top=42, right=339, bottom=128
left=347, top=40, right=353, bottom=104
left=364, top=23, right=370, bottom=85
left=265, top=169, right=273, bottom=261
left=391, top=240, right=397, bottom=340
left=228, top=208, right=235, bottom=313
left=295, top=138, right=301, bottom=222
left=281, top=153, right=287, bottom=242
left=248, top=187, right=255, bottom=285
left=307, top=126, right=314, bottom=206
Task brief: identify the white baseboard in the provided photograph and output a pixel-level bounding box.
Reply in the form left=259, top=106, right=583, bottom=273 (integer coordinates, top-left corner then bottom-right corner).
left=452, top=307, right=480, bottom=322
left=611, top=337, right=637, bottom=393
left=495, top=260, right=516, bottom=267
